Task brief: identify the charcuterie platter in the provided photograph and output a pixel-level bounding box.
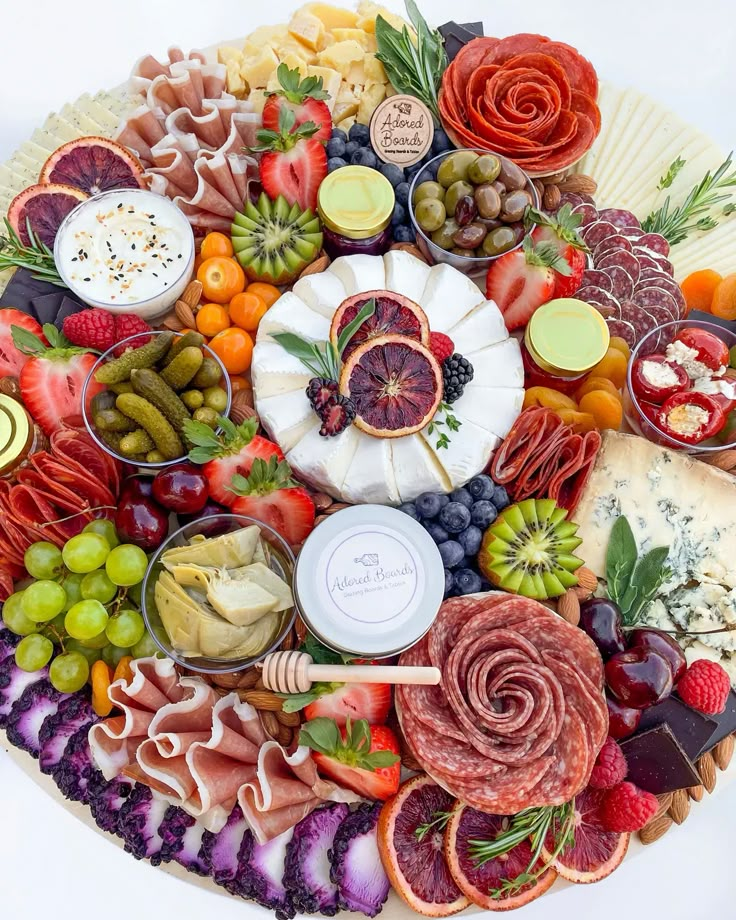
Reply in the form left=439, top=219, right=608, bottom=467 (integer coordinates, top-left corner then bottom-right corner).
left=1, top=2, right=736, bottom=916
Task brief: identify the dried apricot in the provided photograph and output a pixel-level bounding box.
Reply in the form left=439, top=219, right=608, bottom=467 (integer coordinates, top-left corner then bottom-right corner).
left=113, top=655, right=134, bottom=685
left=579, top=390, right=623, bottom=430
left=196, top=303, right=230, bottom=337
left=711, top=273, right=736, bottom=321
left=91, top=659, right=114, bottom=717
left=523, top=386, right=577, bottom=411
left=608, top=336, right=631, bottom=361
left=681, top=269, right=723, bottom=315
left=588, top=347, right=628, bottom=389
left=556, top=408, right=597, bottom=433
left=575, top=376, right=622, bottom=402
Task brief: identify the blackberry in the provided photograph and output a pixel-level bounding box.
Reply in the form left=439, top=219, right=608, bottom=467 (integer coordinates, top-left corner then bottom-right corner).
left=306, top=377, right=338, bottom=412
left=318, top=394, right=356, bottom=437
left=442, top=353, right=474, bottom=404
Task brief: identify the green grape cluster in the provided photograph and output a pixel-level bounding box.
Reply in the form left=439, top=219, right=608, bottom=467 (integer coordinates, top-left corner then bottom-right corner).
left=4, top=520, right=162, bottom=694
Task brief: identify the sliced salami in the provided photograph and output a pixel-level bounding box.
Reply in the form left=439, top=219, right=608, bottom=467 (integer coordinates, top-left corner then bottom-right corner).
left=575, top=285, right=620, bottom=318
left=633, top=286, right=679, bottom=322
left=596, top=249, right=641, bottom=285
left=637, top=232, right=670, bottom=256
left=603, top=264, right=635, bottom=301
left=597, top=208, right=641, bottom=230
left=580, top=269, right=614, bottom=292
left=606, top=318, right=637, bottom=348
left=636, top=271, right=687, bottom=316
left=619, top=300, right=657, bottom=341
left=557, top=192, right=584, bottom=211
left=570, top=202, right=599, bottom=225
left=595, top=233, right=633, bottom=259
left=580, top=220, right=618, bottom=248
left=634, top=251, right=663, bottom=272
left=620, top=226, right=646, bottom=242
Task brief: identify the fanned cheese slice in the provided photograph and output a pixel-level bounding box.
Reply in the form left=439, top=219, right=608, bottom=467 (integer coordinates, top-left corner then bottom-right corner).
left=293, top=271, right=348, bottom=319
left=456, top=385, right=525, bottom=440
left=383, top=250, right=431, bottom=303
left=250, top=342, right=311, bottom=398
left=390, top=434, right=450, bottom=501
left=420, top=263, right=485, bottom=332
left=466, top=338, right=523, bottom=389
left=447, top=301, right=508, bottom=355
left=328, top=254, right=386, bottom=296
left=255, top=390, right=315, bottom=453
left=257, top=292, right=330, bottom=342
left=341, top=436, right=399, bottom=505
left=420, top=415, right=498, bottom=489
left=286, top=424, right=360, bottom=497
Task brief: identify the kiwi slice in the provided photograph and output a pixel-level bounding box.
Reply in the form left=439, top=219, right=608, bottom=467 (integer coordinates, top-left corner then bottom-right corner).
left=231, top=193, right=323, bottom=286
left=478, top=498, right=583, bottom=600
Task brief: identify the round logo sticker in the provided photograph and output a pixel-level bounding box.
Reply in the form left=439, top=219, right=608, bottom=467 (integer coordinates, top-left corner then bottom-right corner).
left=369, top=94, right=434, bottom=167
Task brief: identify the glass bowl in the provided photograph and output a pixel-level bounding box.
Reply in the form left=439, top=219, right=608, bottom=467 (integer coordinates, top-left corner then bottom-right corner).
left=81, top=330, right=232, bottom=470
left=624, top=318, right=736, bottom=453
left=408, top=148, right=539, bottom=277
left=141, top=513, right=297, bottom=674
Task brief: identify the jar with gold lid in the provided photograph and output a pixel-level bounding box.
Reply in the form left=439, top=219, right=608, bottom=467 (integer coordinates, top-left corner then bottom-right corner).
left=317, top=165, right=395, bottom=260
left=0, top=394, right=45, bottom=478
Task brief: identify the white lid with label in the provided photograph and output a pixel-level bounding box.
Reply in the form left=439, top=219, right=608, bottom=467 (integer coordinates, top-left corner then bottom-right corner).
left=294, top=505, right=445, bottom=657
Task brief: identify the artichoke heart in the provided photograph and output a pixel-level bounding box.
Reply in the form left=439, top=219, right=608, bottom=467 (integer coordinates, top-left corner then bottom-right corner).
left=155, top=572, right=204, bottom=656
left=162, top=525, right=261, bottom=569
left=228, top=562, right=294, bottom=612
left=206, top=575, right=279, bottom=627
left=213, top=610, right=283, bottom=660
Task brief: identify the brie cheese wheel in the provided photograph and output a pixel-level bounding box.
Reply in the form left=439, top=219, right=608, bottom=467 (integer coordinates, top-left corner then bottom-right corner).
left=251, top=252, right=523, bottom=504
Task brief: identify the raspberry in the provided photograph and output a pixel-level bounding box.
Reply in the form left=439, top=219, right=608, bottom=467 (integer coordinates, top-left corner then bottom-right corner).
left=429, top=332, right=455, bottom=363
left=63, top=309, right=115, bottom=352
left=677, top=659, right=731, bottom=715
left=318, top=394, right=356, bottom=437
left=306, top=377, right=339, bottom=412
left=599, top=781, right=658, bottom=833
left=113, top=314, right=152, bottom=356
left=589, top=736, right=627, bottom=789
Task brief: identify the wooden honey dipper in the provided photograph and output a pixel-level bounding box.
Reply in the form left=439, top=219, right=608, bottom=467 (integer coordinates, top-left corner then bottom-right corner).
left=258, top=649, right=441, bottom=694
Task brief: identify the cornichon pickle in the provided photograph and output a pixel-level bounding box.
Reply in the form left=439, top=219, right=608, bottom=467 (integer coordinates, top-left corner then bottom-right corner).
left=94, top=408, right=138, bottom=433
left=181, top=389, right=204, bottom=410
left=159, top=346, right=204, bottom=391
left=192, top=357, right=223, bottom=388
left=130, top=368, right=192, bottom=432
left=109, top=381, right=134, bottom=395
left=90, top=391, right=116, bottom=415
left=97, top=430, right=124, bottom=454
left=192, top=406, right=219, bottom=428
left=146, top=450, right=165, bottom=463
left=119, top=429, right=156, bottom=456
left=115, top=393, right=183, bottom=460
left=203, top=386, right=228, bottom=413
left=95, top=332, right=174, bottom=384
left=161, top=330, right=206, bottom=367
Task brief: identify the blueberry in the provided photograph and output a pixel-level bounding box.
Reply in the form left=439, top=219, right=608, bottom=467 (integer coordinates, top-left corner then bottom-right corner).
left=348, top=123, right=371, bottom=145
left=380, top=163, right=405, bottom=187
left=492, top=485, right=510, bottom=510
left=331, top=128, right=348, bottom=142
left=457, top=525, right=483, bottom=556
left=326, top=138, right=346, bottom=158
left=415, top=491, right=443, bottom=519
left=450, top=487, right=473, bottom=509
left=423, top=521, right=449, bottom=544
left=395, top=182, right=411, bottom=207
left=431, top=128, right=452, bottom=155
left=344, top=141, right=360, bottom=158
left=470, top=500, right=497, bottom=529
left=480, top=578, right=493, bottom=593
left=393, top=224, right=416, bottom=243
left=327, top=157, right=347, bottom=173
left=455, top=568, right=483, bottom=595
left=398, top=501, right=419, bottom=520
left=439, top=501, right=472, bottom=534
left=467, top=474, right=495, bottom=501
left=391, top=203, right=407, bottom=226
left=438, top=540, right=465, bottom=568
left=444, top=568, right=454, bottom=596
left=351, top=147, right=378, bottom=168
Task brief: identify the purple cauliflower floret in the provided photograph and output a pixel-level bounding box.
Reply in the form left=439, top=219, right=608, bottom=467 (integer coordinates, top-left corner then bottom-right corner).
left=159, top=805, right=210, bottom=875
left=118, top=784, right=169, bottom=865
left=284, top=803, right=350, bottom=916
left=200, top=805, right=250, bottom=893
left=88, top=772, right=134, bottom=835
left=52, top=723, right=103, bottom=805
left=238, top=826, right=296, bottom=920
left=39, top=694, right=96, bottom=775
left=6, top=679, right=69, bottom=758
left=330, top=803, right=389, bottom=917
left=0, top=658, right=48, bottom=728
left=0, top=627, right=20, bottom=664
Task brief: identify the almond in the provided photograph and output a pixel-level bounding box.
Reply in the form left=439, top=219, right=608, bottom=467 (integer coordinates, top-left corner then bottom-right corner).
left=687, top=784, right=705, bottom=802
left=700, top=449, right=736, bottom=472
left=668, top=788, right=690, bottom=825
left=532, top=178, right=545, bottom=201
left=390, top=242, right=429, bottom=263
left=638, top=812, right=673, bottom=845
left=0, top=375, right=21, bottom=400
left=276, top=709, right=302, bottom=727
left=209, top=672, right=245, bottom=690
left=277, top=723, right=294, bottom=747
left=558, top=173, right=598, bottom=196
left=314, top=513, right=330, bottom=527
left=162, top=312, right=186, bottom=332
left=299, top=254, right=330, bottom=279
left=573, top=586, right=593, bottom=601
left=697, top=751, right=717, bottom=793
left=175, top=299, right=197, bottom=328
left=713, top=734, right=735, bottom=771
left=181, top=279, right=203, bottom=309
left=311, top=492, right=334, bottom=511
left=542, top=184, right=562, bottom=211
left=576, top=566, right=598, bottom=593
left=236, top=669, right=260, bottom=690
left=324, top=502, right=350, bottom=515
left=260, top=710, right=280, bottom=738
left=541, top=171, right=567, bottom=186
left=242, top=689, right=283, bottom=711
left=655, top=792, right=674, bottom=816
left=229, top=390, right=257, bottom=427
left=557, top=589, right=580, bottom=626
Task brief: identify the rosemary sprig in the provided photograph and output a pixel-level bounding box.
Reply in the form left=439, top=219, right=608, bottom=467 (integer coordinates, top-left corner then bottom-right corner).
left=414, top=810, right=453, bottom=842
left=0, top=217, right=66, bottom=287
left=657, top=156, right=686, bottom=191
left=642, top=153, right=736, bottom=245
left=427, top=401, right=461, bottom=450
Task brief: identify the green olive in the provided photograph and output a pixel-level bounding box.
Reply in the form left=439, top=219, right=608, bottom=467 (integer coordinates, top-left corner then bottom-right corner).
left=444, top=181, right=474, bottom=218
left=413, top=181, right=445, bottom=204
left=431, top=218, right=460, bottom=251
left=468, top=154, right=502, bottom=185
left=437, top=151, right=480, bottom=188
left=203, top=386, right=229, bottom=413
left=482, top=226, right=517, bottom=256
left=415, top=198, right=447, bottom=233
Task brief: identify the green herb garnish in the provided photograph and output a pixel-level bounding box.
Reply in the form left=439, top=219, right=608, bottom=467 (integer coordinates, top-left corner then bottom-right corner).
left=605, top=515, right=671, bottom=626
left=657, top=156, right=686, bottom=191
left=414, top=810, right=453, bottom=842
left=0, top=218, right=66, bottom=287
left=427, top=401, right=461, bottom=450
left=271, top=332, right=341, bottom=381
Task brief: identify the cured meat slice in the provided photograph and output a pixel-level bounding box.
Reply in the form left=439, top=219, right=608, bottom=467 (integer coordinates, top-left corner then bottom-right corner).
left=633, top=287, right=679, bottom=323
left=620, top=301, right=657, bottom=341
left=569, top=201, right=598, bottom=225
left=637, top=233, right=670, bottom=257
left=575, top=286, right=620, bottom=319
left=580, top=221, right=618, bottom=248
left=597, top=249, right=641, bottom=286
left=595, top=233, right=633, bottom=259
left=603, top=264, right=635, bottom=301
left=547, top=428, right=601, bottom=514
left=557, top=192, right=584, bottom=210
left=597, top=208, right=640, bottom=230
left=606, top=318, right=637, bottom=348
left=580, top=269, right=614, bottom=292
left=636, top=272, right=686, bottom=316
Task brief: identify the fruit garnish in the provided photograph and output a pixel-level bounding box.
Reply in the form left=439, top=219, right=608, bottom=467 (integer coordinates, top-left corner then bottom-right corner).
left=231, top=193, right=323, bottom=286
left=604, top=515, right=671, bottom=625
left=588, top=738, right=628, bottom=791
left=62, top=308, right=152, bottom=355
left=306, top=377, right=339, bottom=412
left=676, top=658, right=731, bottom=715
left=39, top=137, right=145, bottom=196
left=262, top=64, right=332, bottom=144
left=0, top=308, right=46, bottom=377
left=605, top=647, right=674, bottom=709
left=251, top=107, right=328, bottom=213
left=527, top=204, right=587, bottom=298
left=478, top=498, right=583, bottom=599
left=598, top=781, right=658, bottom=833
left=440, top=353, right=474, bottom=404
left=329, top=292, right=429, bottom=360
left=0, top=217, right=65, bottom=286
left=7, top=183, right=88, bottom=249
left=317, top=394, right=357, bottom=438
left=339, top=334, right=443, bottom=438
left=429, top=331, right=455, bottom=363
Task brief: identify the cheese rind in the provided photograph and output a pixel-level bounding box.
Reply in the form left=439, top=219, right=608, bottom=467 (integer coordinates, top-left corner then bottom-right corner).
left=257, top=292, right=331, bottom=343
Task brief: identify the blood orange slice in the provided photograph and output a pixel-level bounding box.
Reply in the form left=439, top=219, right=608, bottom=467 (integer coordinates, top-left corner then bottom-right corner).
left=444, top=806, right=558, bottom=911
left=8, top=184, right=88, bottom=248
left=378, top=774, right=469, bottom=917
left=330, top=291, right=430, bottom=359
left=39, top=137, right=145, bottom=195
left=340, top=334, right=442, bottom=438
left=541, top=787, right=629, bottom=883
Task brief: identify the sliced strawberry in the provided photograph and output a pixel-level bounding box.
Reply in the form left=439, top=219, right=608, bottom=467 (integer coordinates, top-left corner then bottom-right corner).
left=553, top=246, right=586, bottom=298
left=304, top=681, right=392, bottom=726
left=183, top=416, right=284, bottom=507
left=0, top=309, right=45, bottom=377
left=300, top=717, right=401, bottom=801
left=254, top=107, right=328, bottom=212
left=529, top=204, right=588, bottom=298
left=262, top=64, right=332, bottom=143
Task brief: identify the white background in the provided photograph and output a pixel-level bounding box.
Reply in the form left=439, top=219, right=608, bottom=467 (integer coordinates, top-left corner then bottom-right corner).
left=1, top=0, right=736, bottom=917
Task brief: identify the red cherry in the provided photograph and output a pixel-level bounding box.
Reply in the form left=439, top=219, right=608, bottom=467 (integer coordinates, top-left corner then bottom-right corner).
left=605, top=647, right=674, bottom=709
left=152, top=463, right=209, bottom=514
left=115, top=495, right=168, bottom=551
left=606, top=694, right=642, bottom=739
left=628, top=628, right=687, bottom=684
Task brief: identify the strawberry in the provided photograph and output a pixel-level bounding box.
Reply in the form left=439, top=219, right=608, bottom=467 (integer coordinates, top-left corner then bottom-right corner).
left=229, top=455, right=315, bottom=545
left=485, top=236, right=572, bottom=331
left=182, top=416, right=284, bottom=507
left=12, top=323, right=104, bottom=435
left=253, top=107, right=327, bottom=213
left=0, top=308, right=45, bottom=377
left=262, top=64, right=332, bottom=144
left=429, top=331, right=455, bottom=363
left=63, top=308, right=116, bottom=352
left=300, top=717, right=401, bottom=801
left=304, top=681, right=392, bottom=726
left=529, top=204, right=588, bottom=298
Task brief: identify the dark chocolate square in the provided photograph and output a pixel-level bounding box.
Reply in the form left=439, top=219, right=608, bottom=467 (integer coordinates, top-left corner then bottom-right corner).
left=438, top=22, right=482, bottom=62
left=637, top=695, right=717, bottom=761
left=620, top=723, right=701, bottom=794
left=54, top=297, right=84, bottom=330
left=31, top=293, right=65, bottom=327
left=458, top=22, right=484, bottom=36
left=703, top=690, right=736, bottom=753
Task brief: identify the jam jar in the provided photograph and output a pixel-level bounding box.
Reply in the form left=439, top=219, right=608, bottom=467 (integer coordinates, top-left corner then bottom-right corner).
left=523, top=298, right=611, bottom=394
left=318, top=165, right=395, bottom=260
left=0, top=394, right=45, bottom=478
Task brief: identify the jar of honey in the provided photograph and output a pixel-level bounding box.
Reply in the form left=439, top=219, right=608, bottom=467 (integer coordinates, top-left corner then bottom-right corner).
left=0, top=394, right=44, bottom=478
left=318, top=165, right=395, bottom=260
